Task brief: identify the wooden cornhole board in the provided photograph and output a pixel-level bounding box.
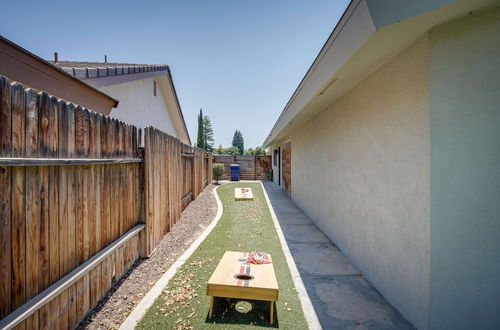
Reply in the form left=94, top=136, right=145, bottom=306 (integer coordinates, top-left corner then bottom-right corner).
left=235, top=188, right=254, bottom=200
left=207, top=251, right=279, bottom=323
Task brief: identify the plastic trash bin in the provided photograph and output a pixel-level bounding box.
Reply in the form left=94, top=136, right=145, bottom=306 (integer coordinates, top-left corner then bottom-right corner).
left=230, top=164, right=240, bottom=181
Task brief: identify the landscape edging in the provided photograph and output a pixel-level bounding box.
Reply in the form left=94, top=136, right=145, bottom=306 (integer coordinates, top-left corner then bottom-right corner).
left=118, top=185, right=224, bottom=329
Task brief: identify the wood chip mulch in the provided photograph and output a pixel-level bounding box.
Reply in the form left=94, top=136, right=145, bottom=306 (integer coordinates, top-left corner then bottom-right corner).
left=77, top=184, right=219, bottom=329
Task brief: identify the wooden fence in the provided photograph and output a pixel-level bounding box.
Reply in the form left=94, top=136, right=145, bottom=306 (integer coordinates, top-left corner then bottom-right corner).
left=143, top=129, right=212, bottom=255
left=0, top=76, right=211, bottom=329
left=212, top=155, right=271, bottom=180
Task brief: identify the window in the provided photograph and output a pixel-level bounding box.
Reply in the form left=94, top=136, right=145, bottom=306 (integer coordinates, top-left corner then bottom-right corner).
left=153, top=80, right=157, bottom=96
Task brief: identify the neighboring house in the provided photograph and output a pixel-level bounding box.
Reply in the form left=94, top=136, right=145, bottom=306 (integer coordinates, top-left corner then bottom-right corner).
left=264, top=1, right=500, bottom=329
left=52, top=61, right=191, bottom=145
left=0, top=36, right=118, bottom=114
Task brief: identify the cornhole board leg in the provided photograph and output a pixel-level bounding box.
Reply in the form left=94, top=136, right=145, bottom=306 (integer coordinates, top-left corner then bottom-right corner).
left=209, top=296, right=214, bottom=318
left=270, top=301, right=274, bottom=324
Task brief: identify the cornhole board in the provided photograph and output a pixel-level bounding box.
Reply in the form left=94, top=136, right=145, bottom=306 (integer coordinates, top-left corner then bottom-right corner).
left=207, top=251, right=279, bottom=324
left=235, top=188, right=254, bottom=200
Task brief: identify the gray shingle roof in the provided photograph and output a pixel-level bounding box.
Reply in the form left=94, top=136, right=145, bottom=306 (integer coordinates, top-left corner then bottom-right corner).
left=50, top=61, right=168, bottom=79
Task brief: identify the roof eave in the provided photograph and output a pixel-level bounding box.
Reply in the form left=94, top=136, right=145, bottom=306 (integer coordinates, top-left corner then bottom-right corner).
left=263, top=0, right=373, bottom=147
left=0, top=35, right=119, bottom=108
left=263, top=0, right=499, bottom=148
left=166, top=66, right=192, bottom=146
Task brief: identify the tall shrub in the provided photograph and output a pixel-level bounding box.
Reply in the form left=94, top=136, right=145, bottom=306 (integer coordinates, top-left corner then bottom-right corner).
left=213, top=163, right=224, bottom=184
left=196, top=109, right=205, bottom=149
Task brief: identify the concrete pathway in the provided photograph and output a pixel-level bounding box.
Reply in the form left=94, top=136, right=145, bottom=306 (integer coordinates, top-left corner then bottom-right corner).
left=262, top=182, right=415, bottom=330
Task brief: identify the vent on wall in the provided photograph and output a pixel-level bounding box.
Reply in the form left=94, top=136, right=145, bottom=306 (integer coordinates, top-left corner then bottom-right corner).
left=153, top=80, right=157, bottom=96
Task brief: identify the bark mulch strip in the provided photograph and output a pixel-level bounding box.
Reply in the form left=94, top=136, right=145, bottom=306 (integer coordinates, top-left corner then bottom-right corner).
left=78, top=184, right=218, bottom=330
left=137, top=182, right=308, bottom=330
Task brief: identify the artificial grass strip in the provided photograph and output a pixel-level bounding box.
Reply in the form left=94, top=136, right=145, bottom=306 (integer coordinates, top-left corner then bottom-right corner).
left=136, top=182, right=308, bottom=329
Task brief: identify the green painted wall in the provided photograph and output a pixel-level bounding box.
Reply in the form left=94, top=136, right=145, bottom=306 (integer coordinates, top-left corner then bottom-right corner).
left=429, top=7, right=500, bottom=330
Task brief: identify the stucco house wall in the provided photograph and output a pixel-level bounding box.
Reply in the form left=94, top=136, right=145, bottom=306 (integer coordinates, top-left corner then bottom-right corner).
left=289, top=36, right=431, bottom=329
left=100, top=77, right=178, bottom=138
left=429, top=8, right=500, bottom=330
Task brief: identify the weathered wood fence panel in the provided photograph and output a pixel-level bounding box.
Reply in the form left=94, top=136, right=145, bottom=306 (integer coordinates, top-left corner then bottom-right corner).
left=143, top=128, right=211, bottom=256
left=212, top=155, right=271, bottom=180
left=255, top=155, right=271, bottom=180
left=0, top=76, right=211, bottom=330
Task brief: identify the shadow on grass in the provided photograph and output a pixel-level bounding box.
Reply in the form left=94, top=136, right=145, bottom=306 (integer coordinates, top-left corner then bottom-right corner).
left=205, top=298, right=279, bottom=328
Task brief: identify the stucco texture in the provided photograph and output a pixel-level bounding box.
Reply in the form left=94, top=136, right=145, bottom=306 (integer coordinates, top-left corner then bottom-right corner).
left=290, top=36, right=431, bottom=329
left=429, top=8, right=500, bottom=330
left=102, top=77, right=178, bottom=137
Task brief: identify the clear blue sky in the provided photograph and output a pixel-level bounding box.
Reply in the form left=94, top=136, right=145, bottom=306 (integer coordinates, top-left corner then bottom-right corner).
left=0, top=0, right=349, bottom=149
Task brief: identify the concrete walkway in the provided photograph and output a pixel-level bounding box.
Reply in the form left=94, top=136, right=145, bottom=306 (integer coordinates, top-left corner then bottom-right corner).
left=262, top=182, right=415, bottom=330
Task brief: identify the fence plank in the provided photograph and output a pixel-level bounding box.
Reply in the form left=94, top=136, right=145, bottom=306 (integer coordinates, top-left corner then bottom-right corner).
left=56, top=100, right=68, bottom=330
left=0, top=76, right=13, bottom=319
left=47, top=96, right=59, bottom=329
left=11, top=82, right=25, bottom=315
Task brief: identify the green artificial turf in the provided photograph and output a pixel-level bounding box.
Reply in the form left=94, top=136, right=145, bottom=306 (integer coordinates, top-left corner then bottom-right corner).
left=137, top=182, right=308, bottom=329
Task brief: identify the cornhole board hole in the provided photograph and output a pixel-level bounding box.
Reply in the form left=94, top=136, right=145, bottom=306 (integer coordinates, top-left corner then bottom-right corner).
left=235, top=188, right=254, bottom=200
left=207, top=251, right=279, bottom=324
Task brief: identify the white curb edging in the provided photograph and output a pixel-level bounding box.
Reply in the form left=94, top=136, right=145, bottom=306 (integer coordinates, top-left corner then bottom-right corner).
left=260, top=182, right=322, bottom=330
left=119, top=185, right=224, bottom=330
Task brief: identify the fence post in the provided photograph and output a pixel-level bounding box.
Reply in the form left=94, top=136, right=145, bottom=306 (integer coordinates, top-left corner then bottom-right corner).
left=139, top=127, right=151, bottom=257
left=191, top=147, right=196, bottom=201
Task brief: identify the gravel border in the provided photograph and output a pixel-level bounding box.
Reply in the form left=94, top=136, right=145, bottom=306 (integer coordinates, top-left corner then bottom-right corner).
left=78, top=184, right=218, bottom=330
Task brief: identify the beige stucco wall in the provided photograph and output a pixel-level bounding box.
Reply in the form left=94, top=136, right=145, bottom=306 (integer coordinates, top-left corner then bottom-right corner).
left=429, top=8, right=500, bottom=330
left=101, top=77, right=178, bottom=138
left=290, top=36, right=430, bottom=329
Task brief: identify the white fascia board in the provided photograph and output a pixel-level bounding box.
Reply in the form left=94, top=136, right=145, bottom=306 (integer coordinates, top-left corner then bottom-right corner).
left=157, top=74, right=191, bottom=145
left=263, top=0, right=375, bottom=147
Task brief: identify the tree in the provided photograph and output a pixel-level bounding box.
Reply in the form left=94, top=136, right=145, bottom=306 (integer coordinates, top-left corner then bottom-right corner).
left=213, top=145, right=225, bottom=155
left=224, top=146, right=240, bottom=155
left=244, top=148, right=254, bottom=155
left=231, top=130, right=244, bottom=155
left=254, top=146, right=267, bottom=155
left=244, top=146, right=267, bottom=155
left=203, top=116, right=214, bottom=152
left=196, top=109, right=205, bottom=149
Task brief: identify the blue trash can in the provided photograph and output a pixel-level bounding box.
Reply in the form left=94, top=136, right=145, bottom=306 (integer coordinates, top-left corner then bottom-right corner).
left=230, top=164, right=240, bottom=181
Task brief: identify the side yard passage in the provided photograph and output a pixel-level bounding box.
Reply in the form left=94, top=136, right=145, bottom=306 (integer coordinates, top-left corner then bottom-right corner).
left=137, top=182, right=308, bottom=329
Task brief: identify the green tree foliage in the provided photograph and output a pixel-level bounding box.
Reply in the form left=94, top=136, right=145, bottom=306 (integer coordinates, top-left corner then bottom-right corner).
left=196, top=109, right=205, bottom=149
left=213, top=145, right=225, bottom=155
left=224, top=146, right=240, bottom=155
left=203, top=116, right=214, bottom=152
left=244, top=146, right=267, bottom=155
left=212, top=163, right=224, bottom=184
left=254, top=146, right=267, bottom=155
left=231, top=130, right=244, bottom=155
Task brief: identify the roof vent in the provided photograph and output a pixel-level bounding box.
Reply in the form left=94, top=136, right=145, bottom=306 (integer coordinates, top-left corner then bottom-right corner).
left=54, top=52, right=58, bottom=63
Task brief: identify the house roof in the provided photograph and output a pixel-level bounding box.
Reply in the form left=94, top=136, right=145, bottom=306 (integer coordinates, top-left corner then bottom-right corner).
left=52, top=60, right=191, bottom=145
left=263, top=0, right=500, bottom=148
left=0, top=35, right=119, bottom=115
left=51, top=61, right=168, bottom=81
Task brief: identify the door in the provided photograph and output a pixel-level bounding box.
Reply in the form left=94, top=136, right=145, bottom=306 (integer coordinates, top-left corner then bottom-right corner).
left=282, top=142, right=291, bottom=197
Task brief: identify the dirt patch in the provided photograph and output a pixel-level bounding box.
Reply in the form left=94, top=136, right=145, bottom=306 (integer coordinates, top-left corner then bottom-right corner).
left=78, top=184, right=219, bottom=330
